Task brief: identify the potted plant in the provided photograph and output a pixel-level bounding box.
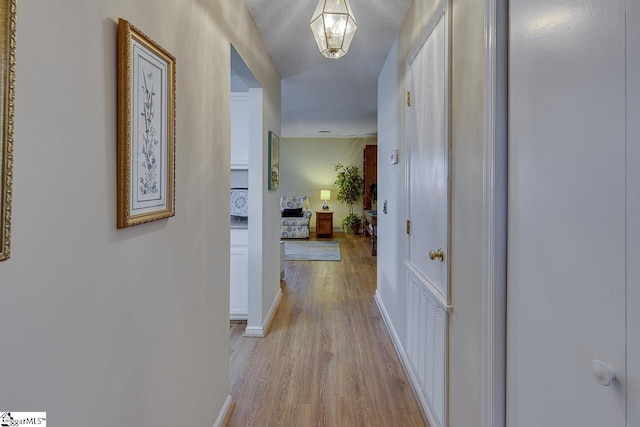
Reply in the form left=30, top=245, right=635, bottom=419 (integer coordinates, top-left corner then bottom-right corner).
left=333, top=163, right=364, bottom=235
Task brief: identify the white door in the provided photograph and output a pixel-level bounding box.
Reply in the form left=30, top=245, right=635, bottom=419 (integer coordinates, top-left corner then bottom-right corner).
left=627, top=1, right=640, bottom=424
left=508, top=1, right=627, bottom=426
left=404, top=7, right=451, bottom=427
left=407, top=12, right=449, bottom=301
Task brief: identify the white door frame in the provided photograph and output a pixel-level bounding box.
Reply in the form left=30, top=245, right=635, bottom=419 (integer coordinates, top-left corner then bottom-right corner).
left=482, top=0, right=508, bottom=425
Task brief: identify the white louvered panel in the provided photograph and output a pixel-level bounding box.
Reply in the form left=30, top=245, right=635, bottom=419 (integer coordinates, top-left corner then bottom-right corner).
left=418, top=287, right=428, bottom=391
left=423, top=291, right=434, bottom=395
left=406, top=280, right=415, bottom=363
left=406, top=284, right=413, bottom=364
left=406, top=269, right=448, bottom=427
left=433, top=303, right=446, bottom=423
left=411, top=283, right=420, bottom=375
left=406, top=270, right=420, bottom=375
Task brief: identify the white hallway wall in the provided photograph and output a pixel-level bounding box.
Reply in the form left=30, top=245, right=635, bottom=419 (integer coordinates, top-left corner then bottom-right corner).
left=0, top=1, right=280, bottom=426
left=377, top=37, right=402, bottom=341
left=377, top=0, right=484, bottom=425
left=279, top=137, right=377, bottom=231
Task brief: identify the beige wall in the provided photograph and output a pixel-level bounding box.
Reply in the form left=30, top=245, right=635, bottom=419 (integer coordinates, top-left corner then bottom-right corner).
left=279, top=137, right=376, bottom=230
left=0, top=1, right=280, bottom=426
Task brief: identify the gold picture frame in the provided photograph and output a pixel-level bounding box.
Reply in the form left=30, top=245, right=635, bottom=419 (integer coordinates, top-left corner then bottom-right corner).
left=268, top=131, right=279, bottom=190
left=117, top=18, right=175, bottom=228
left=0, top=0, right=16, bottom=262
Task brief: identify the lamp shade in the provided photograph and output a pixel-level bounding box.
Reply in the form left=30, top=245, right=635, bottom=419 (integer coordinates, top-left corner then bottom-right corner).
left=309, top=0, right=358, bottom=59
left=320, top=190, right=331, bottom=201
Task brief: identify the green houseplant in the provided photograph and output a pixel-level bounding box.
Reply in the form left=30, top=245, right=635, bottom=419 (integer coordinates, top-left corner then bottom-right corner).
left=333, top=163, right=364, bottom=234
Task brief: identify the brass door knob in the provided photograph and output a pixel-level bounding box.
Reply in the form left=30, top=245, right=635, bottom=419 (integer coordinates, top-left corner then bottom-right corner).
left=429, top=249, right=445, bottom=262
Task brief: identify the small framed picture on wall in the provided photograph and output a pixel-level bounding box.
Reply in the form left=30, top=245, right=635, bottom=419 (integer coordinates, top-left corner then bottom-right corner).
left=117, top=18, right=176, bottom=229
left=268, top=131, right=279, bottom=190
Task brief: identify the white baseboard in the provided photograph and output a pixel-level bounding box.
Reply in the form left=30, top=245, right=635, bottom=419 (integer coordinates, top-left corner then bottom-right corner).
left=374, top=292, right=441, bottom=427
left=243, top=326, right=264, bottom=337
left=213, top=394, right=234, bottom=427
left=244, top=289, right=282, bottom=338
left=230, top=312, right=248, bottom=321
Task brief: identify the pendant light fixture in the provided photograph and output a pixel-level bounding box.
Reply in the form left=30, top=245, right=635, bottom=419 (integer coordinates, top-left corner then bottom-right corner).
left=309, top=0, right=358, bottom=59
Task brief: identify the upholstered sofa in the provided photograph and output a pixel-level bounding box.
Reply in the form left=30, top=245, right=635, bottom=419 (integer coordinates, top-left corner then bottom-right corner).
left=280, top=196, right=313, bottom=239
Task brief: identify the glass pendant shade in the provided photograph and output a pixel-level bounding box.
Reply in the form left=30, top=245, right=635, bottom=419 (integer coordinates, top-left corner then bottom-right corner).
left=310, top=0, right=358, bottom=59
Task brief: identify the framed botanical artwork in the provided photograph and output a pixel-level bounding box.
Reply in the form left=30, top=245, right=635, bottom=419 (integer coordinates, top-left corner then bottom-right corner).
left=0, top=0, right=16, bottom=262
left=117, top=18, right=176, bottom=229
left=268, top=131, right=279, bottom=190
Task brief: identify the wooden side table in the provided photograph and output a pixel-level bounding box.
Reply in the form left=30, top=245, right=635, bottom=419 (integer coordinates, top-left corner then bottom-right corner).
left=315, top=211, right=333, bottom=238
left=363, top=210, right=377, bottom=256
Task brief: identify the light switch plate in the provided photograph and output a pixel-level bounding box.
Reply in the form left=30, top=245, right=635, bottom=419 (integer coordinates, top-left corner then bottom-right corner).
left=390, top=149, right=399, bottom=164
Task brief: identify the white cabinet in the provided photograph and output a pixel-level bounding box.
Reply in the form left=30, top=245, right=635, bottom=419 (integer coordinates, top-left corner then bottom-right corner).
left=230, top=92, right=249, bottom=320
left=231, top=93, right=249, bottom=169
left=230, top=229, right=248, bottom=320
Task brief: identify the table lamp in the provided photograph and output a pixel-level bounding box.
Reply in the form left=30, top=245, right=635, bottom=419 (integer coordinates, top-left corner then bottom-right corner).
left=320, top=190, right=331, bottom=210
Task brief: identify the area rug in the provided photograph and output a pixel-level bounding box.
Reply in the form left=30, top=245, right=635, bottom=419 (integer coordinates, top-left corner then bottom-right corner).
left=284, top=241, right=341, bottom=261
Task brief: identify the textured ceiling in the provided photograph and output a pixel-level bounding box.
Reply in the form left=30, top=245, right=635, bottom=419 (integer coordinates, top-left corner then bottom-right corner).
left=245, top=0, right=411, bottom=138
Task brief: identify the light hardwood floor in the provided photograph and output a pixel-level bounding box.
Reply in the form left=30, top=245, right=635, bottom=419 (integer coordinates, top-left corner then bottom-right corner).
left=228, top=233, right=427, bottom=427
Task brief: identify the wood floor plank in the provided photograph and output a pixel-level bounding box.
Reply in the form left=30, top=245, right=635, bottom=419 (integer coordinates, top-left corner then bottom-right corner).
left=228, top=233, right=427, bottom=427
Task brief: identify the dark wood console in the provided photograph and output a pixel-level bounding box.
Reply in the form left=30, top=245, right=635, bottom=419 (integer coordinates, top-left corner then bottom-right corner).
left=363, top=210, right=377, bottom=256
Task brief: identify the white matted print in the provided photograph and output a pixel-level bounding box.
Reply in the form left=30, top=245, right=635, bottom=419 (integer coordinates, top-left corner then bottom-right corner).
left=117, top=19, right=175, bottom=229
left=131, top=40, right=167, bottom=212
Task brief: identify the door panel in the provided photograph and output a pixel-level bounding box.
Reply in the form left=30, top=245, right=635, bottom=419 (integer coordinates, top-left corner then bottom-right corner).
left=404, top=10, right=451, bottom=426
left=627, top=1, right=640, bottom=424
left=508, top=1, right=626, bottom=426
left=408, top=14, right=449, bottom=300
